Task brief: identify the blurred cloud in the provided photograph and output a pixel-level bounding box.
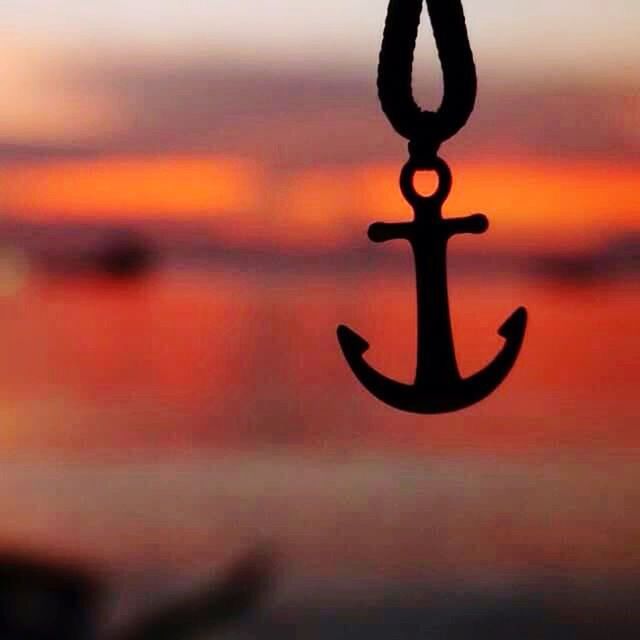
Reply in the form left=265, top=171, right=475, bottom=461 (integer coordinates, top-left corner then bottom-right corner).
left=0, top=41, right=123, bottom=144
left=0, top=53, right=637, bottom=170
left=0, top=153, right=636, bottom=253
left=0, top=155, right=262, bottom=218
left=0, top=4, right=636, bottom=252
left=0, top=53, right=635, bottom=251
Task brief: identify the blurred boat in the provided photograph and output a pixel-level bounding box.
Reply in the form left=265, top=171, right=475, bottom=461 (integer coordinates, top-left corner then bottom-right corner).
left=32, top=229, right=157, bottom=280
left=530, top=231, right=640, bottom=283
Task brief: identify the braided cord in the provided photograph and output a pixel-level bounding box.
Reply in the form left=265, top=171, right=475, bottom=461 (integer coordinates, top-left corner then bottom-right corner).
left=378, top=0, right=477, bottom=161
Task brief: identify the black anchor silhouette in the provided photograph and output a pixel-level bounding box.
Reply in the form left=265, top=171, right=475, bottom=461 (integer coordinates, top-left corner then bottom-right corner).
left=338, top=0, right=527, bottom=414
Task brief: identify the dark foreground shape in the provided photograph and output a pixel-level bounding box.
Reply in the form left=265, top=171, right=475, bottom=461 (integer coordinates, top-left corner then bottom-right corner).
left=0, top=548, right=272, bottom=640
left=0, top=553, right=101, bottom=640
left=115, top=547, right=273, bottom=640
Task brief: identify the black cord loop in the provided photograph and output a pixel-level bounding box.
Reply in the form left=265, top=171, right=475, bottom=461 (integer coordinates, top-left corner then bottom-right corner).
left=378, top=0, right=477, bottom=163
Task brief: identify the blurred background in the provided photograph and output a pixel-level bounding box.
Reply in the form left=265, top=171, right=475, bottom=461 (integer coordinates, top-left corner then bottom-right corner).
left=0, top=0, right=638, bottom=635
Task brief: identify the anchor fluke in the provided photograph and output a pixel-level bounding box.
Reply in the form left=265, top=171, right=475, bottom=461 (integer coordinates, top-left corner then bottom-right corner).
left=337, top=306, right=527, bottom=415
left=337, top=324, right=370, bottom=356
left=499, top=305, right=527, bottom=340
left=454, top=305, right=528, bottom=411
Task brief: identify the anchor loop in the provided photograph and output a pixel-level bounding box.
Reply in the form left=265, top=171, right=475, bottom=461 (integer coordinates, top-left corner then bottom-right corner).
left=378, top=0, right=477, bottom=163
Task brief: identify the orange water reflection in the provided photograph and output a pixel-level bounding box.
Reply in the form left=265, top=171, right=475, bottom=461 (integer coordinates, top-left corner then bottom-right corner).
left=0, top=271, right=637, bottom=457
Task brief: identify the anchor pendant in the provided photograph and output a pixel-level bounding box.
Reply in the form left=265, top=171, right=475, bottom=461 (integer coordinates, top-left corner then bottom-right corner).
left=337, top=158, right=527, bottom=414
left=337, top=0, right=527, bottom=413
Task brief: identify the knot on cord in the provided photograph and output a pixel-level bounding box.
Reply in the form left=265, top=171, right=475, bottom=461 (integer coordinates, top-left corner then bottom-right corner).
left=407, top=111, right=442, bottom=165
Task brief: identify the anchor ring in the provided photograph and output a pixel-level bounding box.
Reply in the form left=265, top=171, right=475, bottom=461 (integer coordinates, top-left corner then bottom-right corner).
left=399, top=156, right=452, bottom=208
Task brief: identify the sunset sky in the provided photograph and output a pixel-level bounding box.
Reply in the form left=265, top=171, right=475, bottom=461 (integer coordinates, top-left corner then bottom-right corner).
left=1, top=1, right=639, bottom=581
left=0, top=0, right=637, bottom=251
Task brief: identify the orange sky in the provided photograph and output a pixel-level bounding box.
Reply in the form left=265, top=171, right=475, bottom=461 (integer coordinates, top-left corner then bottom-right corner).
left=0, top=3, right=637, bottom=255
left=1, top=153, right=637, bottom=250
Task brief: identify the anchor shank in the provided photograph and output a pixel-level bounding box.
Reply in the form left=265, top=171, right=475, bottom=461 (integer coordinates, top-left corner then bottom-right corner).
left=411, top=218, right=460, bottom=388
